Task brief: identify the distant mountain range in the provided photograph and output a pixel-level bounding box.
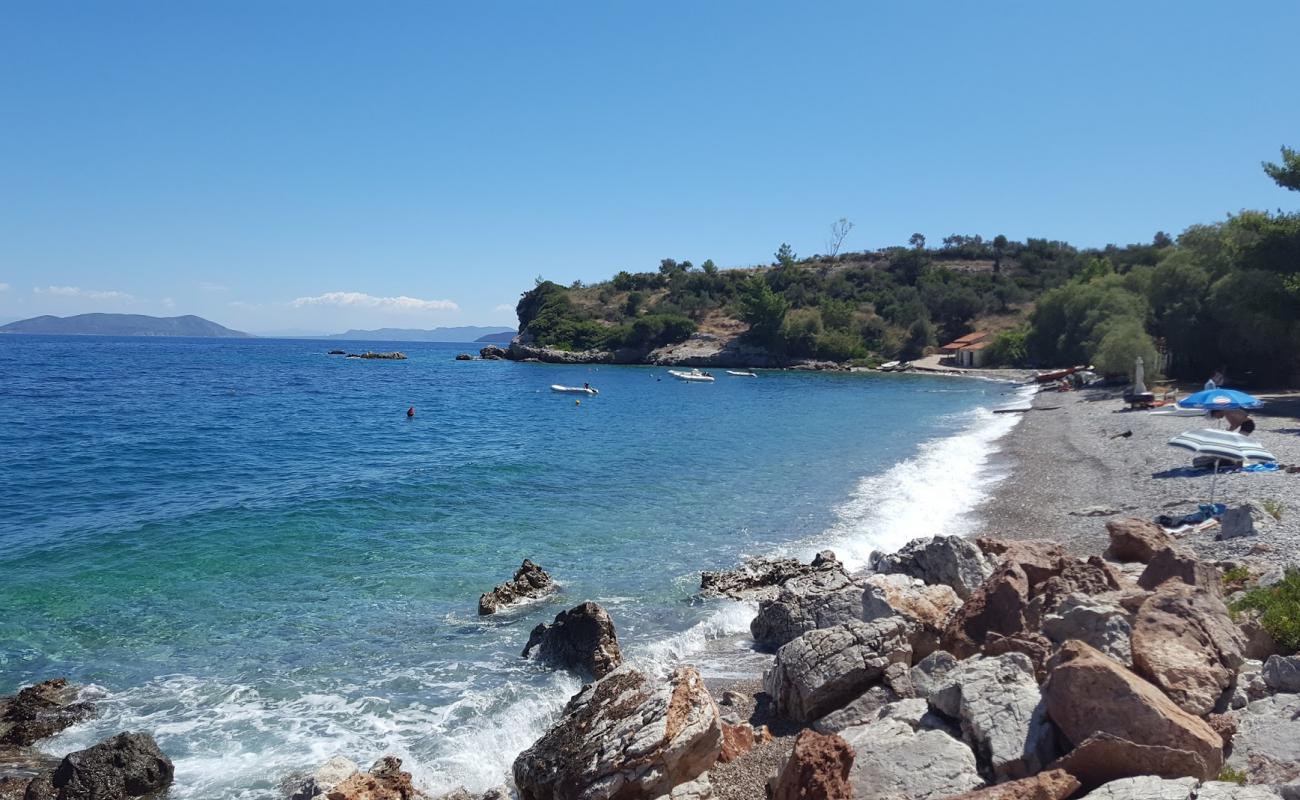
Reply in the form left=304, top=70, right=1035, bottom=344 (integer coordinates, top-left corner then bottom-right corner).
left=324, top=326, right=516, bottom=342
left=474, top=330, right=516, bottom=343
left=0, top=313, right=250, bottom=337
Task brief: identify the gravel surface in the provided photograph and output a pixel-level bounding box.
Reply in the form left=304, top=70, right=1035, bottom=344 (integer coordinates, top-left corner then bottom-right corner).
left=707, top=677, right=798, bottom=800
left=975, top=387, right=1300, bottom=570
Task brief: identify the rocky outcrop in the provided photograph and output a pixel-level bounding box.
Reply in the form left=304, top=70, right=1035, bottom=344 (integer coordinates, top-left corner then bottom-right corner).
left=767, top=730, right=854, bottom=800
left=873, top=535, right=994, bottom=600
left=941, top=769, right=1080, bottom=800
left=1263, top=654, right=1300, bottom=693
left=699, top=553, right=835, bottom=602
left=507, top=340, right=615, bottom=364
left=839, top=704, right=984, bottom=799
left=977, top=538, right=1070, bottom=586
left=750, top=564, right=864, bottom=651
left=1129, top=582, right=1245, bottom=716
left=1042, top=641, right=1223, bottom=780
left=479, top=559, right=555, bottom=615
left=0, top=679, right=94, bottom=748
left=942, top=561, right=1031, bottom=658
left=287, top=756, right=359, bottom=800
left=1137, top=547, right=1222, bottom=593
left=1225, top=693, right=1300, bottom=785
left=862, top=573, right=961, bottom=659
left=479, top=345, right=508, bottom=360
left=645, top=334, right=779, bottom=369
left=324, top=757, right=417, bottom=800
left=764, top=618, right=912, bottom=723
left=1041, top=594, right=1133, bottom=665
left=349, top=351, right=407, bottom=360
left=1105, top=518, right=1175, bottom=563
left=23, top=732, right=173, bottom=800
left=455, top=353, right=474, bottom=360
left=522, top=601, right=622, bottom=679
left=512, top=664, right=722, bottom=800
left=927, top=653, right=1058, bottom=782
left=812, top=662, right=918, bottom=733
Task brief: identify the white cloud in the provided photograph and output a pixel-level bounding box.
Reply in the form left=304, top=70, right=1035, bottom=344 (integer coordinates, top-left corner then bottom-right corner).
left=199, top=281, right=229, bottom=292
left=161, top=297, right=176, bottom=309
left=290, top=291, right=458, bottom=313
left=0, top=283, right=10, bottom=292
left=35, top=285, right=134, bottom=301
left=493, top=303, right=516, bottom=313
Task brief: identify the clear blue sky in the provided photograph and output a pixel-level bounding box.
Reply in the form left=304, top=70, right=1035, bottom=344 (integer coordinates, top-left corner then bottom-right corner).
left=2, top=1, right=1297, bottom=333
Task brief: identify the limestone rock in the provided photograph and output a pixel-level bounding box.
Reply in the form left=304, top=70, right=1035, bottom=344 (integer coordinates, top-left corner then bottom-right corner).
left=982, top=633, right=1054, bottom=683
left=767, top=730, right=854, bottom=800
left=940, top=769, right=1080, bottom=800
left=750, top=565, right=865, bottom=651
left=325, top=757, right=416, bottom=800
left=1048, top=731, right=1210, bottom=789
left=1196, top=783, right=1284, bottom=799
left=909, top=650, right=959, bottom=699
left=1130, top=582, right=1245, bottom=716
left=873, top=535, right=994, bottom=600
left=0, top=679, right=95, bottom=747
left=1076, top=776, right=1198, bottom=800
left=942, top=561, right=1030, bottom=658
left=1105, top=518, right=1175, bottom=563
left=28, top=732, right=173, bottom=800
left=862, top=573, right=961, bottom=659
left=763, top=618, right=911, bottom=723
left=513, top=664, right=722, bottom=800
left=1041, top=594, right=1133, bottom=665
left=1216, top=505, right=1258, bottom=540
left=479, top=345, right=508, bottom=359
left=1226, top=693, right=1300, bottom=785
left=839, top=715, right=983, bottom=799
left=1138, top=547, right=1222, bottom=593
left=522, top=601, right=622, bottom=679
left=287, top=755, right=360, bottom=800
left=479, top=559, right=555, bottom=615
left=699, top=554, right=832, bottom=602
left=1230, top=660, right=1270, bottom=709
left=977, top=538, right=1070, bottom=586
left=1042, top=640, right=1223, bottom=780
left=1263, top=654, right=1300, bottom=693
left=926, top=653, right=1059, bottom=781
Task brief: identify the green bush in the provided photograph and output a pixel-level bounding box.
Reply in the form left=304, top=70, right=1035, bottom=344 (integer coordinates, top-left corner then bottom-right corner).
left=780, top=308, right=823, bottom=358
left=739, top=275, right=790, bottom=348
left=815, top=329, right=867, bottom=362
left=1092, top=316, right=1159, bottom=378
left=987, top=329, right=1029, bottom=367
left=1230, top=568, right=1300, bottom=653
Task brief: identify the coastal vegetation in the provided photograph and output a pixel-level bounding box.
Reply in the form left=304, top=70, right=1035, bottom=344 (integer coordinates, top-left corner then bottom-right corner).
left=1230, top=568, right=1300, bottom=652
left=514, top=146, right=1299, bottom=383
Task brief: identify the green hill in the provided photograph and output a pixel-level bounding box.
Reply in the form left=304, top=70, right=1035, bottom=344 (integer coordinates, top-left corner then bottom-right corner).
left=0, top=313, right=251, bottom=338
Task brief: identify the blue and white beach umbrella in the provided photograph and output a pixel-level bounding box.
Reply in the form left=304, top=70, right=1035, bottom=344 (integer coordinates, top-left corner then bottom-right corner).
left=1177, top=388, right=1263, bottom=410
left=1168, top=428, right=1275, bottom=503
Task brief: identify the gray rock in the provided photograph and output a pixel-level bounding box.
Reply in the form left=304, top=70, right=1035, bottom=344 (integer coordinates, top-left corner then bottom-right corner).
left=1226, top=693, right=1300, bottom=785
left=926, top=653, right=1059, bottom=781
left=909, top=650, right=959, bottom=699
left=812, top=685, right=900, bottom=734
left=1041, top=593, right=1133, bottom=665
left=839, top=716, right=983, bottom=799
left=32, top=732, right=173, bottom=800
left=658, top=773, right=714, bottom=799
left=862, top=574, right=961, bottom=659
left=1077, top=776, right=1198, bottom=800
left=479, top=559, right=555, bottom=615
left=522, top=601, right=622, bottom=679
left=1217, top=505, right=1259, bottom=540
left=872, top=535, right=994, bottom=600
left=287, top=756, right=359, bottom=800
left=700, top=554, right=836, bottom=601
left=0, top=679, right=95, bottom=748
left=763, top=618, right=912, bottom=723
left=750, top=565, right=865, bottom=651
left=513, top=664, right=721, bottom=800
left=1263, top=655, right=1300, bottom=693
left=1196, top=782, right=1283, bottom=799
left=1230, top=660, right=1270, bottom=709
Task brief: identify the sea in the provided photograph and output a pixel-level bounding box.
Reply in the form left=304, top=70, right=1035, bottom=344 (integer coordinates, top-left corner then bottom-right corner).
left=0, top=336, right=1029, bottom=797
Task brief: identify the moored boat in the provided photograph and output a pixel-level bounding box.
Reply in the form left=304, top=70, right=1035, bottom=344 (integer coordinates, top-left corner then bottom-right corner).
left=725, top=370, right=757, bottom=377
left=551, top=384, right=598, bottom=395
left=668, top=369, right=716, bottom=383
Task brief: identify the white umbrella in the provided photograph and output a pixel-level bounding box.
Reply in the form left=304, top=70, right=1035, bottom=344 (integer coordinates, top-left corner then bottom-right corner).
left=1168, top=429, right=1275, bottom=503
left=1134, top=356, right=1147, bottom=396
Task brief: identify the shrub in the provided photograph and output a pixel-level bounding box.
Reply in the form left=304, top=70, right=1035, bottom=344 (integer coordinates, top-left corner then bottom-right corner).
left=1230, top=568, right=1300, bottom=653
left=987, top=329, right=1029, bottom=367
left=1092, top=316, right=1159, bottom=378
left=780, top=308, right=823, bottom=358
left=1217, top=766, right=1247, bottom=785
left=815, top=329, right=867, bottom=362
left=1263, top=499, right=1283, bottom=520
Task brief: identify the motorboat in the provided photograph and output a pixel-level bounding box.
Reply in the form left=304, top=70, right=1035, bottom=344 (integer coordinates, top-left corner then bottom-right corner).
left=879, top=361, right=910, bottom=372
left=668, top=369, right=716, bottom=383
left=725, top=370, right=757, bottom=377
left=551, top=384, right=599, bottom=395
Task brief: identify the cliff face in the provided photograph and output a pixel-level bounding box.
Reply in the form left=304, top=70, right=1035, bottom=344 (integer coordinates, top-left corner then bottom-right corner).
left=501, top=331, right=786, bottom=368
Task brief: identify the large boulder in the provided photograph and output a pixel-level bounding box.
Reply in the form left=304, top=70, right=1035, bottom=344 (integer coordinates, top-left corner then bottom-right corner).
left=976, top=538, right=1070, bottom=586
left=1048, top=732, right=1213, bottom=790
left=942, top=561, right=1030, bottom=658
left=479, top=345, right=509, bottom=359
left=927, top=653, right=1059, bottom=782
left=763, top=618, right=912, bottom=723
left=1075, top=776, right=1198, bottom=800
left=700, top=553, right=835, bottom=602
left=1138, top=547, right=1222, bottom=594
left=767, top=730, right=854, bottom=800
left=873, top=535, right=994, bottom=600
left=1042, top=640, right=1223, bottom=780
left=1025, top=558, right=1124, bottom=630
left=940, top=769, right=1080, bottom=800
left=522, top=601, right=622, bottom=679
left=862, top=574, right=961, bottom=660
left=1225, top=693, right=1300, bottom=785
left=1130, top=582, right=1245, bottom=716
left=983, top=633, right=1055, bottom=683
left=479, top=559, right=555, bottom=615
left=324, top=757, right=417, bottom=800
left=513, top=664, right=721, bottom=800
left=812, top=662, right=918, bottom=734
left=25, top=732, right=173, bottom=800
left=1041, top=594, right=1133, bottom=665
left=750, top=565, right=865, bottom=651
left=1105, top=518, right=1176, bottom=563
left=1263, top=654, right=1300, bottom=693
left=0, top=679, right=95, bottom=747
left=909, top=650, right=960, bottom=699
left=839, top=707, right=983, bottom=799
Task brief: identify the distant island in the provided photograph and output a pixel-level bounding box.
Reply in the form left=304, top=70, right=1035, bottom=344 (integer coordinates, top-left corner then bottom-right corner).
left=474, top=330, right=516, bottom=344
left=324, top=326, right=515, bottom=343
left=0, top=313, right=251, bottom=338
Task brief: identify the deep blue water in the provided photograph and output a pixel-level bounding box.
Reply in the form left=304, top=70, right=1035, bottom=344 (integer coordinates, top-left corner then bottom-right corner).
left=0, top=336, right=1023, bottom=797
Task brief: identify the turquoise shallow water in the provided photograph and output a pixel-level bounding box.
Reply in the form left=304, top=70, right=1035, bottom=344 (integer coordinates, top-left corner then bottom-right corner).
left=0, top=336, right=1022, bottom=796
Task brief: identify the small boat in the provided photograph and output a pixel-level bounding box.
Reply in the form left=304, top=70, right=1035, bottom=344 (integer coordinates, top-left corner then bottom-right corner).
left=726, top=370, right=757, bottom=377
left=668, top=369, right=716, bottom=383
left=551, top=384, right=598, bottom=395
left=879, top=361, right=901, bottom=371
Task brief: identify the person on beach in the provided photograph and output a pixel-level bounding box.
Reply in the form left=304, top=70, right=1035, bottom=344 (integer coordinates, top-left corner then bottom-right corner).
left=1204, top=370, right=1222, bottom=390
left=1211, top=408, right=1253, bottom=433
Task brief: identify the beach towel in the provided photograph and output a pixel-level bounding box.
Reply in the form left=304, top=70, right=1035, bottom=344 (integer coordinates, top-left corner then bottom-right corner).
left=1242, top=462, right=1280, bottom=473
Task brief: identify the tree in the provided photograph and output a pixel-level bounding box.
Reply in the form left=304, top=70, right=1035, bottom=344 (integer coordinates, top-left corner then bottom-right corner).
left=826, top=218, right=854, bottom=257
left=659, top=258, right=680, bottom=275
left=738, top=275, right=790, bottom=347
left=909, top=233, right=926, bottom=250
left=992, top=234, right=1008, bottom=273
left=774, top=243, right=797, bottom=269
left=701, top=259, right=718, bottom=276
left=1263, top=145, right=1300, bottom=192
left=780, top=308, right=823, bottom=357
left=1153, top=231, right=1174, bottom=248
left=1093, top=317, right=1158, bottom=379
left=900, top=317, right=934, bottom=360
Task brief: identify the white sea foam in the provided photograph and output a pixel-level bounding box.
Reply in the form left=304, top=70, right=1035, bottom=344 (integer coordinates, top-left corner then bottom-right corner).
left=627, top=600, right=759, bottom=678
